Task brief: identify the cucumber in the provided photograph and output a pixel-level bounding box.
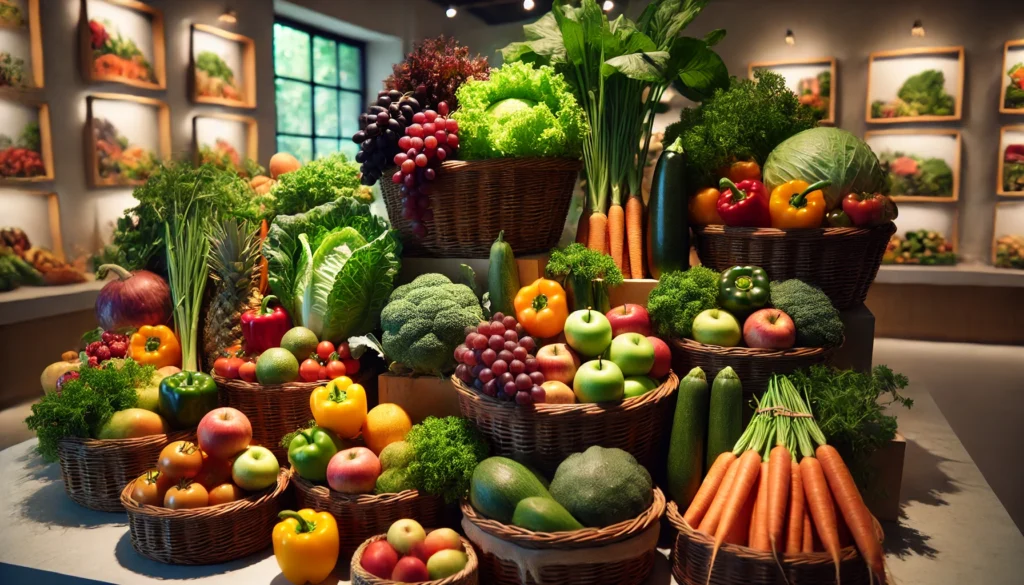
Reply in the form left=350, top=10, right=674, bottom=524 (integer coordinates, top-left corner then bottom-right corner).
left=487, top=231, right=521, bottom=317
left=706, top=366, right=743, bottom=470
left=512, top=496, right=584, bottom=532
left=666, top=367, right=709, bottom=507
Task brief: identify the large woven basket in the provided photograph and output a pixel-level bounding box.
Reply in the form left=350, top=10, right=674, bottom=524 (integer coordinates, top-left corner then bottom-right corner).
left=351, top=533, right=479, bottom=585
left=460, top=487, right=665, bottom=585
left=215, top=376, right=320, bottom=460
left=380, top=158, right=581, bottom=258
left=57, top=431, right=190, bottom=512
left=291, top=471, right=446, bottom=556
left=453, top=371, right=678, bottom=475
left=692, top=222, right=896, bottom=309
left=119, top=468, right=289, bottom=565
left=666, top=500, right=881, bottom=585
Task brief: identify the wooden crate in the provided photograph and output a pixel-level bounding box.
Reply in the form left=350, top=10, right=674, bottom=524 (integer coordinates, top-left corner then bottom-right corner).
left=377, top=374, right=460, bottom=423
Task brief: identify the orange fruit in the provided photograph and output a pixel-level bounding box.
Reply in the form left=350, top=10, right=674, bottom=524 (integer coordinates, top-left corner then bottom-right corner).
left=362, top=404, right=412, bottom=455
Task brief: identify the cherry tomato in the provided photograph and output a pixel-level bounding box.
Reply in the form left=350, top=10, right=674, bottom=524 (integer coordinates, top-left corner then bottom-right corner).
left=213, top=357, right=232, bottom=378
left=238, top=361, right=257, bottom=383
left=192, top=452, right=233, bottom=489
left=335, top=342, right=351, bottom=360
left=164, top=481, right=209, bottom=509
left=131, top=469, right=173, bottom=506
left=157, top=441, right=203, bottom=481
left=316, top=341, right=336, bottom=362
left=208, top=483, right=244, bottom=505
left=342, top=358, right=360, bottom=376
left=325, top=359, right=347, bottom=379
left=319, top=365, right=328, bottom=380
left=299, top=358, right=322, bottom=382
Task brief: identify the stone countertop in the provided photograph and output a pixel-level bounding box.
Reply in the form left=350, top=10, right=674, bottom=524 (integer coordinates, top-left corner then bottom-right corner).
left=0, top=279, right=105, bottom=326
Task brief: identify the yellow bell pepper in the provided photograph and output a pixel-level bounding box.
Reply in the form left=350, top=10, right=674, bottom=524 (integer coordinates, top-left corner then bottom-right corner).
left=273, top=509, right=339, bottom=585
left=310, top=377, right=366, bottom=439
left=514, top=278, right=569, bottom=339
left=725, top=160, right=761, bottom=183
left=769, top=179, right=830, bottom=229
left=689, top=188, right=724, bottom=225
left=128, top=325, right=182, bottom=369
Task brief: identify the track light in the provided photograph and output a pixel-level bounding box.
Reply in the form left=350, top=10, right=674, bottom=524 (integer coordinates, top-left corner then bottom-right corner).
left=446, top=5, right=457, bottom=18
left=785, top=29, right=795, bottom=46
left=218, top=9, right=237, bottom=24
left=524, top=0, right=535, bottom=10
left=912, top=20, right=925, bottom=37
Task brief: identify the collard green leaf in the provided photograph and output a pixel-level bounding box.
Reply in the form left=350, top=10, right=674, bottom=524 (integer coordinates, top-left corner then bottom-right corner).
left=638, top=0, right=709, bottom=48
left=671, top=37, right=729, bottom=102
left=703, top=28, right=727, bottom=47
left=602, top=51, right=671, bottom=81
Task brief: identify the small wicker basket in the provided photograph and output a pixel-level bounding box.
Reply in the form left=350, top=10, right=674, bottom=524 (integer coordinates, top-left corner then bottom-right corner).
left=215, top=376, right=320, bottom=460
left=692, top=222, right=896, bottom=310
left=119, top=468, right=290, bottom=565
left=460, top=487, right=666, bottom=585
left=291, top=472, right=446, bottom=556
left=380, top=157, right=581, bottom=258
left=351, top=533, right=479, bottom=585
left=453, top=371, right=678, bottom=475
left=57, top=431, right=190, bottom=512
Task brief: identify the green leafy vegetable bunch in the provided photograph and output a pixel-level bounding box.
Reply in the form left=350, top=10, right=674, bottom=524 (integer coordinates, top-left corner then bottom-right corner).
left=647, top=266, right=720, bottom=338
left=264, top=153, right=370, bottom=218
left=405, top=416, right=489, bottom=504
left=546, top=243, right=623, bottom=311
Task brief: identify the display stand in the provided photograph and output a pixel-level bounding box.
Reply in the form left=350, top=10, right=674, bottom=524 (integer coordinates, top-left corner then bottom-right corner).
left=377, top=374, right=460, bottom=424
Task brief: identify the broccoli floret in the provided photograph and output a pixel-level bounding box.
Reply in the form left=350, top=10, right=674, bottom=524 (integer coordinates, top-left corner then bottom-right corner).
left=647, top=267, right=721, bottom=338
left=769, top=280, right=844, bottom=347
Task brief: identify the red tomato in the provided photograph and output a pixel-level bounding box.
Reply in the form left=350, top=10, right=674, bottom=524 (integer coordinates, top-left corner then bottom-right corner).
left=238, top=361, right=257, bottom=383
left=157, top=441, right=204, bottom=481
left=325, top=360, right=347, bottom=379
left=213, top=357, right=232, bottom=378
left=131, top=469, right=172, bottom=506
left=208, top=483, right=244, bottom=505
left=299, top=358, right=322, bottom=382
left=192, top=452, right=233, bottom=490
left=342, top=358, right=361, bottom=376
left=318, top=365, right=328, bottom=380
left=316, top=341, right=336, bottom=362
left=164, top=482, right=209, bottom=509
left=335, top=342, right=351, bottom=360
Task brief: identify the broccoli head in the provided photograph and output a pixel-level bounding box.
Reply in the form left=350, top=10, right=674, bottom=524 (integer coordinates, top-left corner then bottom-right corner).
left=647, top=267, right=720, bottom=339
left=769, top=279, right=844, bottom=347
left=381, top=273, right=484, bottom=375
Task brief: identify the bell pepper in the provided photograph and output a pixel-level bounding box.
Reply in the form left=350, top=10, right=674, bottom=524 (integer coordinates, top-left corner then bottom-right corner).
left=724, top=160, right=761, bottom=183
left=841, top=192, right=899, bottom=227
left=769, top=179, right=830, bottom=228
left=287, top=425, right=342, bottom=482
left=309, top=377, right=367, bottom=440
left=718, top=266, right=770, bottom=315
left=240, top=295, right=292, bottom=354
left=826, top=209, right=854, bottom=227
left=129, top=325, right=181, bottom=369
left=717, top=178, right=771, bottom=227
left=159, top=371, right=219, bottom=429
left=514, top=278, right=569, bottom=339
left=273, top=509, right=339, bottom=585
left=689, top=188, right=724, bottom=225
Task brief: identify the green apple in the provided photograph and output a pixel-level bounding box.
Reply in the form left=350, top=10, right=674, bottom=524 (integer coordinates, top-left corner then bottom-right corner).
left=427, top=549, right=469, bottom=579
left=691, top=309, right=742, bottom=347
left=232, top=446, right=280, bottom=491
left=135, top=371, right=166, bottom=414
left=564, top=308, right=613, bottom=358
left=608, top=333, right=655, bottom=376
left=623, top=375, right=658, bottom=398
left=573, top=358, right=624, bottom=403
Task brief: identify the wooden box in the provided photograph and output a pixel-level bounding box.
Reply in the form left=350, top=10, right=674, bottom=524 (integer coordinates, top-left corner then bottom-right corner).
left=377, top=374, right=460, bottom=424
left=863, top=433, right=906, bottom=522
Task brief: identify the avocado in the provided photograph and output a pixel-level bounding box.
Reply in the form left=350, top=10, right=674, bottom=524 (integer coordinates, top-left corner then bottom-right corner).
left=512, top=496, right=583, bottom=532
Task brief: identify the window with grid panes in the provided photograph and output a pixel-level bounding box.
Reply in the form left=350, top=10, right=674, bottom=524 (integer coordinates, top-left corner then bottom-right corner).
left=273, top=19, right=364, bottom=162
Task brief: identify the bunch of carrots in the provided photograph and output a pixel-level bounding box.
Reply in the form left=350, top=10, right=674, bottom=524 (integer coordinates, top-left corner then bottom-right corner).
left=682, top=374, right=885, bottom=584
left=580, top=194, right=645, bottom=280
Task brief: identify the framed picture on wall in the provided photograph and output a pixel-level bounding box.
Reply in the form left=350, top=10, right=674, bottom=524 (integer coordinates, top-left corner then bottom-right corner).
left=193, top=113, right=257, bottom=175
left=883, top=204, right=958, bottom=266
left=749, top=57, right=836, bottom=124
left=0, top=97, right=52, bottom=182
left=85, top=93, right=169, bottom=187
left=0, top=189, right=63, bottom=260
left=80, top=0, right=165, bottom=90
left=998, top=125, right=1024, bottom=196
left=0, top=0, right=43, bottom=90
left=993, top=201, right=1024, bottom=269
left=864, top=129, right=960, bottom=202
left=1001, top=40, right=1024, bottom=114
left=190, top=24, right=256, bottom=108
left=866, top=46, right=964, bottom=123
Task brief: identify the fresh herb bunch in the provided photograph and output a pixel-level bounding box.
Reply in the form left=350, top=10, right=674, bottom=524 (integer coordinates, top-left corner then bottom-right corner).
left=26, top=358, right=155, bottom=461
left=405, top=416, right=489, bottom=503
left=769, top=279, right=844, bottom=347
left=647, top=267, right=720, bottom=338
left=385, top=35, right=488, bottom=111
left=264, top=153, right=369, bottom=217
left=546, top=243, right=624, bottom=312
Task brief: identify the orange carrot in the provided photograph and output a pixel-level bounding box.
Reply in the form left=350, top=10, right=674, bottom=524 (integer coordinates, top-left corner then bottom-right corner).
left=801, top=457, right=841, bottom=581
left=802, top=508, right=814, bottom=553
left=698, top=456, right=740, bottom=534
left=786, top=460, right=805, bottom=554
left=621, top=237, right=632, bottom=280
left=767, top=446, right=792, bottom=553
left=607, top=203, right=624, bottom=269
left=748, top=477, right=760, bottom=545
left=817, top=444, right=885, bottom=581
left=708, top=449, right=762, bottom=582
left=727, top=478, right=756, bottom=546
left=626, top=195, right=644, bottom=278
left=836, top=497, right=852, bottom=548
left=588, top=211, right=608, bottom=254
left=684, top=452, right=736, bottom=527
left=576, top=209, right=591, bottom=245
left=750, top=461, right=771, bottom=551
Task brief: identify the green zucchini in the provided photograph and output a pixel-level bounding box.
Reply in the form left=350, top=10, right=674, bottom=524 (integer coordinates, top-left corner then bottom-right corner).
left=646, top=137, right=690, bottom=279
left=706, top=366, right=743, bottom=470
left=487, top=231, right=520, bottom=317
left=666, top=367, right=709, bottom=506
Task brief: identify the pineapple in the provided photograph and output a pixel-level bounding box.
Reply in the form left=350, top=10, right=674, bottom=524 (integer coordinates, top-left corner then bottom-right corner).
left=203, top=218, right=262, bottom=369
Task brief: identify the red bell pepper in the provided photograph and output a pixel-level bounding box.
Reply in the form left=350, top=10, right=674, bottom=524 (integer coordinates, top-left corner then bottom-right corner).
left=841, top=192, right=898, bottom=227
left=717, top=178, right=771, bottom=227
left=240, top=295, right=292, bottom=353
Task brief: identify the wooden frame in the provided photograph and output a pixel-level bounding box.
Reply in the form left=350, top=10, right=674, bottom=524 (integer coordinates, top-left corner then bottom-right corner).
left=997, top=125, right=1024, bottom=196
left=749, top=57, right=836, bottom=124
left=85, top=93, right=170, bottom=188
left=864, top=128, right=961, bottom=203
left=866, top=46, right=964, bottom=124
left=79, top=0, right=166, bottom=90
left=0, top=0, right=44, bottom=92
left=1000, top=39, right=1024, bottom=115
left=992, top=200, right=1024, bottom=269
left=191, top=112, right=258, bottom=168
left=0, top=190, right=63, bottom=259
left=0, top=99, right=53, bottom=183
left=190, top=24, right=256, bottom=109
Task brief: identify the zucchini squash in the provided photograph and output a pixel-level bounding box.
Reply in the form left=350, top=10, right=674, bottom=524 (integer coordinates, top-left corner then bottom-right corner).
left=666, top=367, right=709, bottom=506
left=487, top=231, right=521, bottom=317
left=646, top=137, right=690, bottom=279
left=706, top=366, right=743, bottom=470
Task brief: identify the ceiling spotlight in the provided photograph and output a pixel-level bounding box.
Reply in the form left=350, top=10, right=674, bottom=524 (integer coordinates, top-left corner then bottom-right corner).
left=603, top=1, right=614, bottom=11
left=218, top=9, right=237, bottom=24
left=785, top=29, right=795, bottom=46
left=524, top=0, right=535, bottom=10
left=446, top=5, right=457, bottom=18
left=911, top=20, right=925, bottom=37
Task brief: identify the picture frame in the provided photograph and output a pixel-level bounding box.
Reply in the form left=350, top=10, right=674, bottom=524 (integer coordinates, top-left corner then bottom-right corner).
left=884, top=204, right=959, bottom=266
left=0, top=189, right=63, bottom=259
left=997, top=125, right=1024, bottom=196
left=864, top=129, right=961, bottom=203
left=0, top=97, right=53, bottom=183
left=866, top=46, right=964, bottom=124
left=190, top=24, right=256, bottom=109
left=192, top=112, right=258, bottom=174
left=1000, top=40, right=1024, bottom=114
left=0, top=0, right=43, bottom=91
left=749, top=57, right=836, bottom=124
left=85, top=93, right=170, bottom=188
left=79, top=0, right=166, bottom=90
left=992, top=200, right=1024, bottom=269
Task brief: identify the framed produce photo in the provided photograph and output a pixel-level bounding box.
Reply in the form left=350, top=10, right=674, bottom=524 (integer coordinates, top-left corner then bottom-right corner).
left=0, top=0, right=42, bottom=90
left=0, top=97, right=52, bottom=182
left=866, top=46, right=964, bottom=123
left=883, top=204, right=958, bottom=266
left=1001, top=40, right=1024, bottom=114
left=864, top=129, right=960, bottom=202
left=998, top=125, right=1024, bottom=196
left=80, top=0, right=165, bottom=90
left=0, top=189, right=63, bottom=259
left=192, top=113, right=257, bottom=175
left=85, top=93, right=169, bottom=187
left=190, top=24, right=255, bottom=108
left=749, top=57, right=836, bottom=124
left=992, top=201, right=1024, bottom=269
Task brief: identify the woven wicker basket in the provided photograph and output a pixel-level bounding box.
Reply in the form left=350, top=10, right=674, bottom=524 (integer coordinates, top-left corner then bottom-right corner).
left=380, top=158, right=581, bottom=258
left=57, top=431, right=190, bottom=512
left=666, top=500, right=881, bottom=585
left=460, top=487, right=665, bottom=585
left=351, top=533, right=479, bottom=585
left=119, top=468, right=289, bottom=565
left=692, top=222, right=896, bottom=310
left=291, top=472, right=446, bottom=556
left=215, top=376, right=320, bottom=460
left=453, top=371, right=678, bottom=475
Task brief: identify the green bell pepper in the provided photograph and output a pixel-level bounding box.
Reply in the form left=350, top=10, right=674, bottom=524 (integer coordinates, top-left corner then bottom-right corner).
left=826, top=209, right=854, bottom=227
left=287, top=425, right=342, bottom=482
left=718, top=266, right=770, bottom=315
left=159, top=371, right=219, bottom=429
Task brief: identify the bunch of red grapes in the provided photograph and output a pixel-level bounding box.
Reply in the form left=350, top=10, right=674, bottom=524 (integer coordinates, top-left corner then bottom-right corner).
left=454, top=312, right=545, bottom=405
left=390, top=101, right=459, bottom=238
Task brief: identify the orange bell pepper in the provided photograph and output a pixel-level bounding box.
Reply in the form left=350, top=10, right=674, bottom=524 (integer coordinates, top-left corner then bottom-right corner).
left=724, top=160, right=762, bottom=183
left=513, top=278, right=569, bottom=339
left=129, top=325, right=182, bottom=369
left=689, top=188, right=724, bottom=225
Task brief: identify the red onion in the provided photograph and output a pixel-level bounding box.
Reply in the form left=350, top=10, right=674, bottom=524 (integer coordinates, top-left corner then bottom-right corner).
left=95, top=264, right=172, bottom=331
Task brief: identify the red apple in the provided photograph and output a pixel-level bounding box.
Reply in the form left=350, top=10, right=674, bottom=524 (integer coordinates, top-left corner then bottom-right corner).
left=743, top=308, right=796, bottom=349
left=391, top=556, right=430, bottom=582
left=605, top=304, right=652, bottom=337
left=535, top=343, right=580, bottom=384
left=197, top=407, right=252, bottom=460
left=387, top=518, right=426, bottom=555
left=421, top=528, right=462, bottom=561
left=327, top=447, right=381, bottom=494
left=646, top=336, right=671, bottom=379
left=361, top=540, right=399, bottom=579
